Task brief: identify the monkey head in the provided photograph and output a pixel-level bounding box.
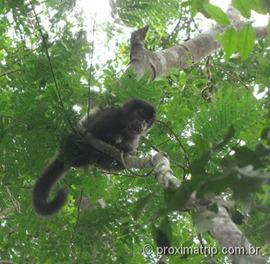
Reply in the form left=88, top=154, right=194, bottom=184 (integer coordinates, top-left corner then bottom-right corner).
left=122, top=99, right=155, bottom=135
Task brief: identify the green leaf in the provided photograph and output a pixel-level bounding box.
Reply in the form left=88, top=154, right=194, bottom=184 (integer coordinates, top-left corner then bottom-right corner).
left=222, top=28, right=238, bottom=60
left=232, top=0, right=252, bottom=18
left=237, top=24, right=255, bottom=60
left=256, top=221, right=270, bottom=243
left=132, top=194, right=153, bottom=220
left=213, top=125, right=235, bottom=151
left=203, top=3, right=230, bottom=25
left=255, top=205, right=270, bottom=214
left=190, top=0, right=203, bottom=17
left=251, top=0, right=268, bottom=14
left=235, top=146, right=262, bottom=168
left=261, top=127, right=270, bottom=144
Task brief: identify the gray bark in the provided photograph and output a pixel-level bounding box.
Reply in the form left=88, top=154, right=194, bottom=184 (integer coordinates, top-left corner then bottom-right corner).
left=128, top=7, right=267, bottom=80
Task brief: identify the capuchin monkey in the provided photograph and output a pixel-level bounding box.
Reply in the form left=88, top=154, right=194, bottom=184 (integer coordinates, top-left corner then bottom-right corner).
left=33, top=99, right=155, bottom=216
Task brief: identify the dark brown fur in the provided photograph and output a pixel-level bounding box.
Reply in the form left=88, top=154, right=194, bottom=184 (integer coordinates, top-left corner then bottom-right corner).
left=33, top=99, right=155, bottom=216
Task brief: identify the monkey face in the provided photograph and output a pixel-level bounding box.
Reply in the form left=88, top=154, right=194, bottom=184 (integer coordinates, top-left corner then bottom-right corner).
left=123, top=99, right=155, bottom=135
left=127, top=116, right=151, bottom=135
left=138, top=111, right=155, bottom=134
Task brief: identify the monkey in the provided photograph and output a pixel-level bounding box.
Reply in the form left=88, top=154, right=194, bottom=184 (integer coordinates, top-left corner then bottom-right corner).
left=33, top=99, right=155, bottom=216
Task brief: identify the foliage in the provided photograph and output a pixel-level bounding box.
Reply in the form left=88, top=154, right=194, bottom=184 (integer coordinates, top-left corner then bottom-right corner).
left=0, top=0, right=270, bottom=263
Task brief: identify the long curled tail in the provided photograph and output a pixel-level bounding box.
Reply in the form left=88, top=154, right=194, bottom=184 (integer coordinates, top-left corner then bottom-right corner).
left=33, top=154, right=69, bottom=216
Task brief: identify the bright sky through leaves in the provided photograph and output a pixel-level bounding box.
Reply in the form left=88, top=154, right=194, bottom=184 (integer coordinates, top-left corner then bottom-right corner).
left=78, top=0, right=268, bottom=26
left=76, top=0, right=269, bottom=70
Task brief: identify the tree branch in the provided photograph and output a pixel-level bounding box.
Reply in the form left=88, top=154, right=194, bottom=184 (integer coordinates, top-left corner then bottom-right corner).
left=83, top=133, right=180, bottom=189
left=185, top=196, right=267, bottom=264
left=0, top=69, right=21, bottom=78
left=128, top=7, right=268, bottom=80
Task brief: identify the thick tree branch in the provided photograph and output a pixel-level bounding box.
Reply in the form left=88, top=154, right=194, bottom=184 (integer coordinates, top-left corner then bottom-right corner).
left=209, top=205, right=266, bottom=264
left=186, top=197, right=267, bottom=264
left=128, top=7, right=268, bottom=80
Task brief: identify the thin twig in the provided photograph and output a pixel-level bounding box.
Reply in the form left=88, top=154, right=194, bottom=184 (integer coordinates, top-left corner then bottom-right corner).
left=70, top=188, right=84, bottom=257
left=215, top=64, right=250, bottom=90
left=157, top=120, right=190, bottom=166
left=99, top=169, right=153, bottom=178
left=87, top=21, right=96, bottom=121
left=76, top=189, right=84, bottom=224
left=2, top=184, right=32, bottom=189
left=30, top=2, right=77, bottom=134
left=0, top=115, right=28, bottom=126
left=0, top=69, right=21, bottom=78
